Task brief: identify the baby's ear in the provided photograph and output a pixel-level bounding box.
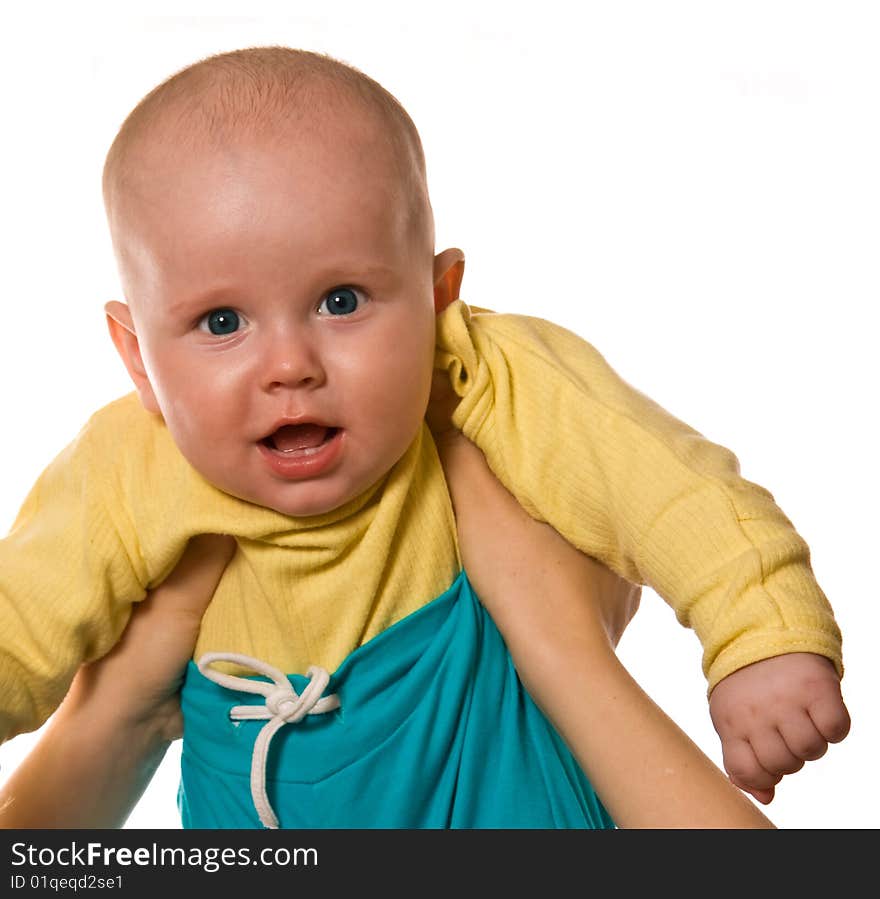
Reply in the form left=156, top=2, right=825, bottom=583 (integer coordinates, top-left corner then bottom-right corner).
left=104, top=301, right=160, bottom=414
left=433, top=248, right=465, bottom=314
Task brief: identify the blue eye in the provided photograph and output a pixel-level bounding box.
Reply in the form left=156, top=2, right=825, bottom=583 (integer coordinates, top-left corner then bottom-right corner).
left=203, top=309, right=240, bottom=335
left=319, top=287, right=361, bottom=316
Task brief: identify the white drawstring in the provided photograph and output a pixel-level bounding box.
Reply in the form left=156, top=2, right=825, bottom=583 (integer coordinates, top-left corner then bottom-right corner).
left=197, top=652, right=341, bottom=829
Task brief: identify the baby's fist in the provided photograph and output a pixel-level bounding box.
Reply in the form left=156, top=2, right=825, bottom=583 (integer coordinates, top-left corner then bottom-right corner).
left=709, top=652, right=850, bottom=804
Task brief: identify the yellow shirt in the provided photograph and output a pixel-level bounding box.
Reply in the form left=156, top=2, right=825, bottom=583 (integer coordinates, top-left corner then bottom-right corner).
left=0, top=300, right=843, bottom=741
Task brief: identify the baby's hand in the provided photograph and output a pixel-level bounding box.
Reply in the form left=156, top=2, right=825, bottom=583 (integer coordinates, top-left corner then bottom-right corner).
left=709, top=652, right=850, bottom=804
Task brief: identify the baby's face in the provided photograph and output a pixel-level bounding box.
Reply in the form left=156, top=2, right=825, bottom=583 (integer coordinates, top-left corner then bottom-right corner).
left=111, top=124, right=437, bottom=517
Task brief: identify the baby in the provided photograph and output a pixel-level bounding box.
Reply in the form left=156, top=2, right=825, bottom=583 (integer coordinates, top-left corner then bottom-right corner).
left=0, top=46, right=848, bottom=825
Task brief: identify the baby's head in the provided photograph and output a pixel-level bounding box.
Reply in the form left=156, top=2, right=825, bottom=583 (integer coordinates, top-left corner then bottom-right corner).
left=102, top=47, right=464, bottom=517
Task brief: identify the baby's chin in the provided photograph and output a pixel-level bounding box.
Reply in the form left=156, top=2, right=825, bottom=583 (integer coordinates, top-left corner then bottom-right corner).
left=227, top=477, right=386, bottom=522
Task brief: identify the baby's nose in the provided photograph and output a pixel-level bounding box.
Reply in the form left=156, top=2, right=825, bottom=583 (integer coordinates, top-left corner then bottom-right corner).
left=260, top=331, right=326, bottom=391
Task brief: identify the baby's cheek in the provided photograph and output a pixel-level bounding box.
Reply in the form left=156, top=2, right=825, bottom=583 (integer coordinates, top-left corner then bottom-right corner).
left=393, top=359, right=434, bottom=422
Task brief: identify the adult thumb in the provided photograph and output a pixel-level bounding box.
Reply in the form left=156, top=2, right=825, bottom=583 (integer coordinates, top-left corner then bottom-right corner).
left=151, top=534, right=237, bottom=622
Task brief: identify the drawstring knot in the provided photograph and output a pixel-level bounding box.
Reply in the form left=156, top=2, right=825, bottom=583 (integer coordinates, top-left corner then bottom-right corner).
left=265, top=685, right=309, bottom=721
left=197, top=652, right=340, bottom=829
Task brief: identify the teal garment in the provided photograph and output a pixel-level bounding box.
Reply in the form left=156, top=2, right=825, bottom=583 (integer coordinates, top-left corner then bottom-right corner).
left=178, top=570, right=614, bottom=829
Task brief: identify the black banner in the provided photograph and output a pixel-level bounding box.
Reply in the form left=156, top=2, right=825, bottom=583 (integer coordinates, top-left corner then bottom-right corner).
left=0, top=828, right=867, bottom=892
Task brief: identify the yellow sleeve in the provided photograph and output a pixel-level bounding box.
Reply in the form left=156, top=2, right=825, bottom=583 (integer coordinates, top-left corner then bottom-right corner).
left=0, top=408, right=149, bottom=741
left=434, top=300, right=843, bottom=691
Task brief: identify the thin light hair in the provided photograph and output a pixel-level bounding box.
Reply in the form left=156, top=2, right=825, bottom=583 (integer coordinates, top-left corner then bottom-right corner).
left=102, top=46, right=433, bottom=252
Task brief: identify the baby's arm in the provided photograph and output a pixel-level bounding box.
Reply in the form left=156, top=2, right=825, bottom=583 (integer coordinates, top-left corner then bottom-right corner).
left=434, top=301, right=847, bottom=800
left=434, top=428, right=773, bottom=828
left=0, top=535, right=235, bottom=828
left=0, top=414, right=150, bottom=744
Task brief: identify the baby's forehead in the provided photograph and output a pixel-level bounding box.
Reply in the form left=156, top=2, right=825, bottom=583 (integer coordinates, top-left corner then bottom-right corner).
left=115, top=112, right=422, bottom=252
left=132, top=103, right=401, bottom=190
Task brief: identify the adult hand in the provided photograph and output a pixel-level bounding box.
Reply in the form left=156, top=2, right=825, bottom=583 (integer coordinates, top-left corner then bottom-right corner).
left=73, top=534, right=237, bottom=742
left=427, top=370, right=641, bottom=655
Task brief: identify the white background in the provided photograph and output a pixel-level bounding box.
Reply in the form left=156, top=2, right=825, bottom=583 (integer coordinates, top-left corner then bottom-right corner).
left=1, top=2, right=877, bottom=829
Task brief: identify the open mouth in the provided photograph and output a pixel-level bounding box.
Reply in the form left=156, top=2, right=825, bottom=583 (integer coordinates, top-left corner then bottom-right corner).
left=261, top=424, right=340, bottom=455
